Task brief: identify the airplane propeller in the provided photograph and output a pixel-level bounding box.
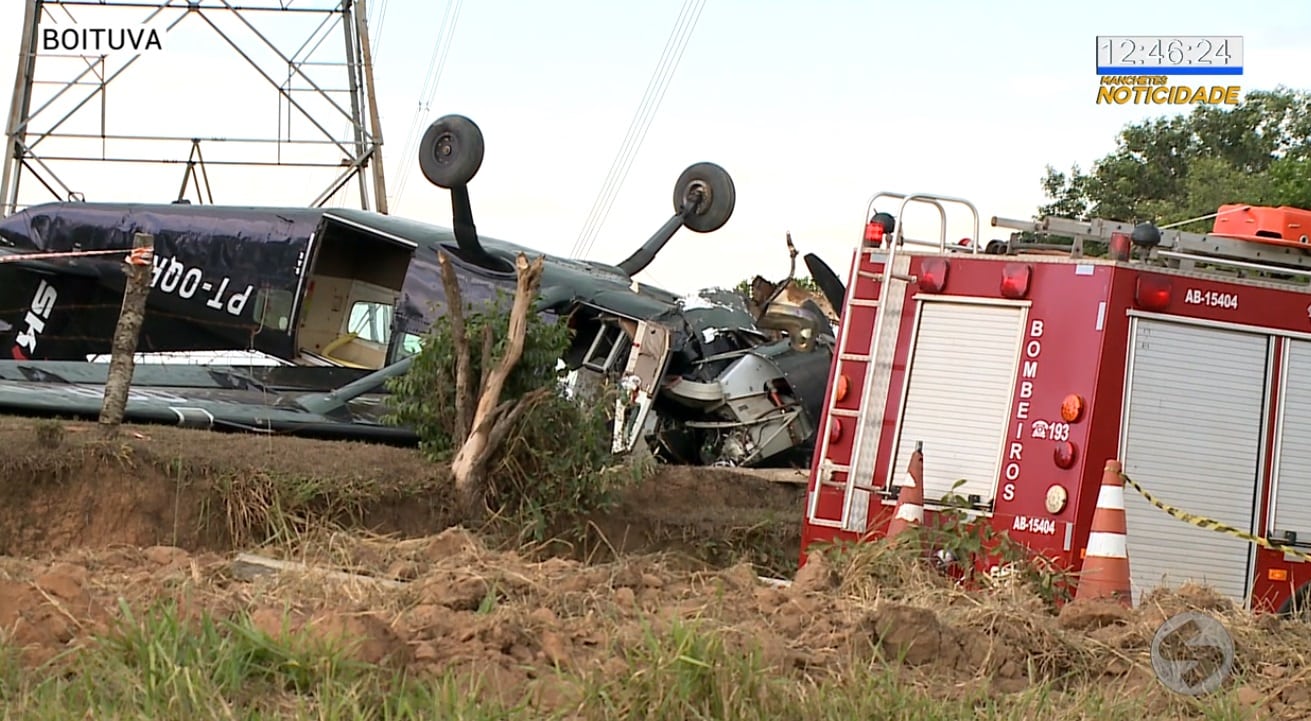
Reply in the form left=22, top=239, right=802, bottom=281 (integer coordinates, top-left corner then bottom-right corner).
left=803, top=252, right=846, bottom=317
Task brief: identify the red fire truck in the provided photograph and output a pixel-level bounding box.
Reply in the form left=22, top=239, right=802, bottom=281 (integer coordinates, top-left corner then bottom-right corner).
left=800, top=192, right=1311, bottom=616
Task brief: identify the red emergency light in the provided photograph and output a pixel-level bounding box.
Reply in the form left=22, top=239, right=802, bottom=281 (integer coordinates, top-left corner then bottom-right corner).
left=829, top=418, right=843, bottom=443
left=1109, top=231, right=1132, bottom=261
left=1000, top=263, right=1032, bottom=299
left=919, top=258, right=949, bottom=293
left=1053, top=441, right=1077, bottom=469
left=1135, top=275, right=1172, bottom=311
left=864, top=222, right=885, bottom=246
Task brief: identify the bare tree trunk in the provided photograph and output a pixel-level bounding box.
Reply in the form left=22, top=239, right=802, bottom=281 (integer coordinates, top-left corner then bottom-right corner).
left=478, top=325, right=494, bottom=387
left=98, top=233, right=155, bottom=439
left=449, top=252, right=545, bottom=519
left=437, top=251, right=474, bottom=442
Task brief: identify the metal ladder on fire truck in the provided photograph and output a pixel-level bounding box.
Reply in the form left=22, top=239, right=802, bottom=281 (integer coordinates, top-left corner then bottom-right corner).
left=806, top=192, right=982, bottom=533
left=989, top=210, right=1311, bottom=280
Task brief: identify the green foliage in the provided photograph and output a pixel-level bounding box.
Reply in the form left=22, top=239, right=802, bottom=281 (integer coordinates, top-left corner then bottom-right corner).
left=925, top=479, right=1074, bottom=607
left=385, top=292, right=567, bottom=460
left=384, top=291, right=635, bottom=540
left=491, top=377, right=646, bottom=543
left=1038, top=87, right=1311, bottom=231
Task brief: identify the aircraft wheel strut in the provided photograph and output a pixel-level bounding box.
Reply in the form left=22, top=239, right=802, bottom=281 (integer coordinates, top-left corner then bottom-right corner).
left=419, top=114, right=485, bottom=188
left=673, top=162, right=735, bottom=233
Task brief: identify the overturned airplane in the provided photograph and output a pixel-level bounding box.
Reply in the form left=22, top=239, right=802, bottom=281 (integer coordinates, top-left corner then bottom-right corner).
left=0, top=114, right=846, bottom=468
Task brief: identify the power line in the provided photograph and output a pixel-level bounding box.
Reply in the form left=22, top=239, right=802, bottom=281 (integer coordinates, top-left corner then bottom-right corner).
left=570, top=0, right=708, bottom=260
left=578, top=0, right=705, bottom=262
left=369, top=0, right=392, bottom=62
left=392, top=0, right=464, bottom=205
left=570, top=0, right=696, bottom=257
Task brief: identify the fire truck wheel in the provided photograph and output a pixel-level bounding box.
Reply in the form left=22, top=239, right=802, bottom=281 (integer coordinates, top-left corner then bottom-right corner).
left=419, top=114, right=485, bottom=189
left=1278, top=582, right=1311, bottom=623
left=673, top=162, right=735, bottom=233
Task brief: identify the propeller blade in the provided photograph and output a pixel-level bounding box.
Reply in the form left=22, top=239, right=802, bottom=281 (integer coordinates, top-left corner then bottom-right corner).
left=803, top=252, right=846, bottom=317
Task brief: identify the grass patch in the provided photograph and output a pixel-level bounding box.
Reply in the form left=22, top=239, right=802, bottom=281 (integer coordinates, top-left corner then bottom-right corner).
left=0, top=605, right=1262, bottom=720
left=0, top=601, right=521, bottom=720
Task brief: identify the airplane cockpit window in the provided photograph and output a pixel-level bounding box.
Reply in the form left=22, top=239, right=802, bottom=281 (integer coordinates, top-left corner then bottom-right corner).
left=387, top=332, right=426, bottom=363
left=403, top=333, right=424, bottom=356
left=253, top=289, right=294, bottom=332
left=348, top=301, right=393, bottom=345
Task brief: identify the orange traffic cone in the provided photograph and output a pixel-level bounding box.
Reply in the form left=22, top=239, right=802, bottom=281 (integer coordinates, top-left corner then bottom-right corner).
left=887, top=441, right=925, bottom=539
left=1076, top=459, right=1133, bottom=606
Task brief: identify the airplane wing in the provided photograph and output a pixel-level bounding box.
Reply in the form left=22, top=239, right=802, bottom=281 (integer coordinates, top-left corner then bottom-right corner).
left=0, top=360, right=418, bottom=445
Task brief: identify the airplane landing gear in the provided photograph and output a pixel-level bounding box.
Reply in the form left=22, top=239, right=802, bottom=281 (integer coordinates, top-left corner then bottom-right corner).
left=419, top=114, right=486, bottom=189
left=674, top=161, right=735, bottom=233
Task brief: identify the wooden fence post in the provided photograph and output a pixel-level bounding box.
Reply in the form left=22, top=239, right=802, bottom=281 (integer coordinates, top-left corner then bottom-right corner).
left=98, top=232, right=154, bottom=438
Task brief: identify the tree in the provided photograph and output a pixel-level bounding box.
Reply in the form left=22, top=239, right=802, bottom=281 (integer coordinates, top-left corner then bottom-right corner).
left=1037, top=87, right=1311, bottom=233
left=385, top=251, right=627, bottom=535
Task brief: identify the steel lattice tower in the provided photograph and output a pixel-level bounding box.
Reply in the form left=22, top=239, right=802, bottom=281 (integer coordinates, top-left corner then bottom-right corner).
left=0, top=0, right=388, bottom=216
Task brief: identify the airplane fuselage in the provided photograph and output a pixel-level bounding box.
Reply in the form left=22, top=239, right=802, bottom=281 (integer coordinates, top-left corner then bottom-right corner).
left=0, top=201, right=680, bottom=368
left=0, top=202, right=322, bottom=361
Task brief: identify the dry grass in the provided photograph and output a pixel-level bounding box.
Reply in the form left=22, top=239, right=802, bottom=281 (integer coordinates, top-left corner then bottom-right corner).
left=0, top=416, right=1305, bottom=717
left=0, top=417, right=806, bottom=579
left=0, top=527, right=1306, bottom=719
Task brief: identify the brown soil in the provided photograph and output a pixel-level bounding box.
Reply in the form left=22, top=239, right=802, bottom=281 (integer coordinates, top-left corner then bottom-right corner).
left=579, top=465, right=805, bottom=573
left=3, top=417, right=1309, bottom=718
left=0, top=417, right=805, bottom=573
left=0, top=417, right=454, bottom=555
left=1, top=531, right=1309, bottom=718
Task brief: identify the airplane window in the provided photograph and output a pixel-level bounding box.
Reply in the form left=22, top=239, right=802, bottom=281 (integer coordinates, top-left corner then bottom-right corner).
left=253, top=289, right=294, bottom=331
left=389, top=332, right=425, bottom=362
left=403, top=333, right=424, bottom=355
left=348, top=301, right=393, bottom=345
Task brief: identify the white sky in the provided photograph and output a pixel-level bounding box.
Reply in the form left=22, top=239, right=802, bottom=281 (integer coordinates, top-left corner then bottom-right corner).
left=1, top=0, right=1308, bottom=295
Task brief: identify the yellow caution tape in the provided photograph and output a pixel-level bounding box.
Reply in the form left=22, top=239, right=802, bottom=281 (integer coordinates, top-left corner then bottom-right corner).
left=1119, top=471, right=1311, bottom=564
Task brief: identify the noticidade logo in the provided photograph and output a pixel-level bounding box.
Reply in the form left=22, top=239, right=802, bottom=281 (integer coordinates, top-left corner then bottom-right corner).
left=1097, top=76, right=1241, bottom=106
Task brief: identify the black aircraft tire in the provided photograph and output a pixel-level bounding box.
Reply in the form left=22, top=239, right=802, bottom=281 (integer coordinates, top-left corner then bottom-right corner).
left=419, top=115, right=485, bottom=188
left=673, top=162, right=735, bottom=233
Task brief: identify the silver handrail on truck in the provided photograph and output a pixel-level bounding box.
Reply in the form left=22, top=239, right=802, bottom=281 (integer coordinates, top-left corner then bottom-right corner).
left=865, top=191, right=982, bottom=254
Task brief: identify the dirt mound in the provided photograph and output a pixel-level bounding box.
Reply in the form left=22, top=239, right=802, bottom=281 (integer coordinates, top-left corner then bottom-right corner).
left=2, top=530, right=1309, bottom=718
left=579, top=465, right=805, bottom=574
left=0, top=418, right=453, bottom=554
left=11, top=417, right=1309, bottom=716
left=0, top=418, right=804, bottom=575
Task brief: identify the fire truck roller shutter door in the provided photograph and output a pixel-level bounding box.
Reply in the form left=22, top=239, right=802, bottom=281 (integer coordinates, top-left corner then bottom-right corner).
left=1268, top=340, right=1311, bottom=551
left=887, top=300, right=1026, bottom=507
left=1120, top=318, right=1268, bottom=606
